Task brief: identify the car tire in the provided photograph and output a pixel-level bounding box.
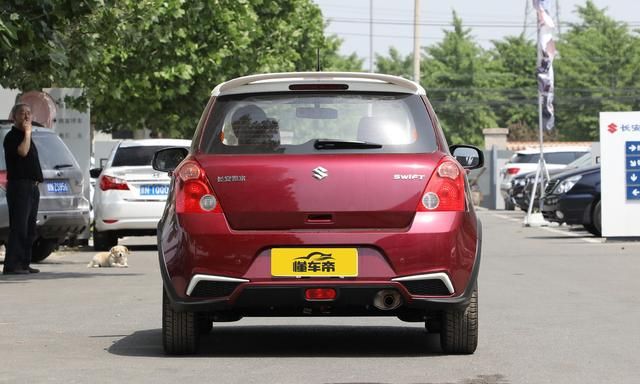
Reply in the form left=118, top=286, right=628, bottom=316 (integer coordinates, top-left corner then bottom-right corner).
left=31, top=238, right=59, bottom=263
left=162, top=289, right=199, bottom=355
left=93, top=228, right=117, bottom=251
left=440, top=288, right=478, bottom=354
left=592, top=200, right=602, bottom=237
left=504, top=198, right=515, bottom=211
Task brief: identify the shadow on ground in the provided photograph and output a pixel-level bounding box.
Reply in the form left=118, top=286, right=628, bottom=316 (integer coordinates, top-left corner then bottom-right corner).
left=0, top=271, right=143, bottom=282
left=108, top=324, right=444, bottom=358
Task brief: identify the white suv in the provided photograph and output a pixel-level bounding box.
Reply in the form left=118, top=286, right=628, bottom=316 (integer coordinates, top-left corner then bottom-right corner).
left=91, top=139, right=190, bottom=250
left=499, top=146, right=589, bottom=210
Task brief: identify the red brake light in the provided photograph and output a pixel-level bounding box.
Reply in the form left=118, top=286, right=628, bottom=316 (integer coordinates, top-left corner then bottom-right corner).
left=0, top=170, right=7, bottom=191
left=417, top=157, right=465, bottom=212
left=99, top=175, right=129, bottom=191
left=175, top=160, right=221, bottom=214
left=506, top=167, right=520, bottom=175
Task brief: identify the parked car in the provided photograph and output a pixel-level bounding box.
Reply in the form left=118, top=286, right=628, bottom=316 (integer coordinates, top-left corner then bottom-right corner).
left=508, top=152, right=594, bottom=211
left=541, top=164, right=601, bottom=236
left=500, top=147, right=589, bottom=210
left=91, top=139, right=191, bottom=250
left=0, top=121, right=91, bottom=262
left=153, top=72, right=484, bottom=355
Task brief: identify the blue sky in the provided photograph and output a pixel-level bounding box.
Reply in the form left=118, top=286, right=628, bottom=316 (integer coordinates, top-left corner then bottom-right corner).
left=313, top=0, right=636, bottom=70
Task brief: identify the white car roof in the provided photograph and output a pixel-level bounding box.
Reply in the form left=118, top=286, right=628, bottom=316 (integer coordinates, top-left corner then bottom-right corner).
left=117, top=139, right=191, bottom=148
left=212, top=72, right=426, bottom=96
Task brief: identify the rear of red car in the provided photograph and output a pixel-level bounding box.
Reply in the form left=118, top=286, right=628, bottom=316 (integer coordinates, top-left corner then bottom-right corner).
left=155, top=72, right=483, bottom=355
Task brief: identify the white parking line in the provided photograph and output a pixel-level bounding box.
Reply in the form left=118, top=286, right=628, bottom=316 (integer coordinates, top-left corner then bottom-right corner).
left=486, top=211, right=603, bottom=244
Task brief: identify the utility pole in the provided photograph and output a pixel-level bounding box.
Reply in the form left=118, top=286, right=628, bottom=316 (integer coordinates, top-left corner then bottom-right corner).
left=555, top=0, right=562, bottom=36
left=369, top=0, right=374, bottom=72
left=413, top=0, right=420, bottom=82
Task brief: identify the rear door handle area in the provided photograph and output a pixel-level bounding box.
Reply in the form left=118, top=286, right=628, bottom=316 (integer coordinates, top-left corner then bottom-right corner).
left=305, top=213, right=334, bottom=224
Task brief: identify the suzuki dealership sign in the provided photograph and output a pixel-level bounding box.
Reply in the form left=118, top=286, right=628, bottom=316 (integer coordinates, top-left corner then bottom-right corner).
left=600, top=112, right=640, bottom=237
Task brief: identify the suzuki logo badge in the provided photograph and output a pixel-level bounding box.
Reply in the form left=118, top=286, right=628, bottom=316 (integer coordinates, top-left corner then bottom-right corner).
left=312, top=166, right=328, bottom=180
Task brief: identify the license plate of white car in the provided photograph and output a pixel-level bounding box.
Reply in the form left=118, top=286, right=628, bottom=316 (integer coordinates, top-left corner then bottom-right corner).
left=46, top=181, right=70, bottom=193
left=140, top=184, right=169, bottom=196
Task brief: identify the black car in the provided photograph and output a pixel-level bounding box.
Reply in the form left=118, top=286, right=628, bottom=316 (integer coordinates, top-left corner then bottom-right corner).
left=508, top=153, right=594, bottom=211
left=541, top=164, right=601, bottom=236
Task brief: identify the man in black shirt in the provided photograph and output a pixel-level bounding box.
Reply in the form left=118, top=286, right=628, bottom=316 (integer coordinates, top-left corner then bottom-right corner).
left=3, top=103, right=43, bottom=275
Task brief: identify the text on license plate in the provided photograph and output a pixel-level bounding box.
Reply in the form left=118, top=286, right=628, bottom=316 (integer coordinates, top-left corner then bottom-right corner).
left=271, top=248, right=358, bottom=277
left=46, top=181, right=70, bottom=193
left=139, top=184, right=169, bottom=196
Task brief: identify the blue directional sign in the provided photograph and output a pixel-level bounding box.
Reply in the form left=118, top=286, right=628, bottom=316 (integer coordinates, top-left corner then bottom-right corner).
left=629, top=158, right=640, bottom=170
left=628, top=186, right=640, bottom=200
left=626, top=141, right=640, bottom=155
left=626, top=141, right=640, bottom=201
left=627, top=171, right=640, bottom=185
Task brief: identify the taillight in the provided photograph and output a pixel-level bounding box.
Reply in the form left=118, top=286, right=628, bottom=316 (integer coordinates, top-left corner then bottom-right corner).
left=175, top=160, right=221, bottom=214
left=506, top=167, right=520, bottom=175
left=99, top=175, right=129, bottom=191
left=417, top=157, right=465, bottom=212
left=0, top=170, right=7, bottom=191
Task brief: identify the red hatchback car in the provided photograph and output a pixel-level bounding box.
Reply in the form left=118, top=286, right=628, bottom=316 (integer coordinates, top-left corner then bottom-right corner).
left=153, top=72, right=484, bottom=355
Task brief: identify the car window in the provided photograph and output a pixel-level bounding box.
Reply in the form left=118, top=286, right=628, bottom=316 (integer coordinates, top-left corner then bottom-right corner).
left=510, top=151, right=585, bottom=165
left=32, top=132, right=79, bottom=170
left=200, top=92, right=437, bottom=154
left=510, top=153, right=539, bottom=163
left=112, top=146, right=185, bottom=167
left=545, top=152, right=584, bottom=164
left=567, top=153, right=591, bottom=168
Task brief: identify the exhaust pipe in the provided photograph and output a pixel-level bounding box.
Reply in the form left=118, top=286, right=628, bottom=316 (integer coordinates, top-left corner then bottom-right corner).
left=373, top=289, right=402, bottom=310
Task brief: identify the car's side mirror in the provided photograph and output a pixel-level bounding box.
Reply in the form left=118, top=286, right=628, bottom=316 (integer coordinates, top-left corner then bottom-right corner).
left=450, top=145, right=484, bottom=170
left=89, top=168, right=102, bottom=178
left=153, top=147, right=189, bottom=173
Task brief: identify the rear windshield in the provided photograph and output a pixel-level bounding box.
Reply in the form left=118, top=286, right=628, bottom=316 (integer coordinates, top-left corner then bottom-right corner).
left=511, top=151, right=585, bottom=165
left=112, top=146, right=183, bottom=167
left=199, top=92, right=437, bottom=154
left=33, top=132, right=79, bottom=169
left=0, top=130, right=78, bottom=170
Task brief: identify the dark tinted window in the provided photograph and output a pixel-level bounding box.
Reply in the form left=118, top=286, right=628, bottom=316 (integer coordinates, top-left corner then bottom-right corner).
left=511, top=151, right=585, bottom=165
left=112, top=146, right=183, bottom=167
left=200, top=92, right=437, bottom=154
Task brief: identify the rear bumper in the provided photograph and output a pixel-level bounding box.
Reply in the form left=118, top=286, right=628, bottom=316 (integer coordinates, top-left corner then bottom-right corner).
left=36, top=210, right=90, bottom=240
left=94, top=200, right=165, bottom=231
left=159, top=212, right=482, bottom=315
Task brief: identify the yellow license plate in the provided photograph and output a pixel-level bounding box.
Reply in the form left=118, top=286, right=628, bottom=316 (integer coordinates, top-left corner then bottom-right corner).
left=271, top=248, right=358, bottom=277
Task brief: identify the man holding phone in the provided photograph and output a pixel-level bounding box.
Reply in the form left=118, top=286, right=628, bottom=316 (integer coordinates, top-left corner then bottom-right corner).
left=3, top=103, right=43, bottom=275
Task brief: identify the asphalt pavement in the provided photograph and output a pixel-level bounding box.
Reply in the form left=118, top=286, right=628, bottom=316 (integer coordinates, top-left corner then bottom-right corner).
left=1, top=209, right=639, bottom=384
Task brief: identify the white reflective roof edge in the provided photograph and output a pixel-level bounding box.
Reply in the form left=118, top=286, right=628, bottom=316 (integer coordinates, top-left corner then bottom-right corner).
left=211, top=72, right=426, bottom=96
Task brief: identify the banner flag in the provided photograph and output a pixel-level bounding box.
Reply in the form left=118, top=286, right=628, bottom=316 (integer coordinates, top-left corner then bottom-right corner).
left=533, top=0, right=557, bottom=131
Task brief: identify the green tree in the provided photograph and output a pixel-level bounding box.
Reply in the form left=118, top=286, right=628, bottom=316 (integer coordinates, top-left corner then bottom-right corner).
left=489, top=35, right=539, bottom=139
left=421, top=12, right=497, bottom=145
left=375, top=47, right=412, bottom=78
left=81, top=0, right=363, bottom=137
left=555, top=0, right=640, bottom=140
left=0, top=0, right=102, bottom=90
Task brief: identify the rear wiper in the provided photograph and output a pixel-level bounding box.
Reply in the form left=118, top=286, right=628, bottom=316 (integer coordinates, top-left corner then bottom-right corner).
left=54, top=164, right=74, bottom=169
left=314, top=139, right=382, bottom=150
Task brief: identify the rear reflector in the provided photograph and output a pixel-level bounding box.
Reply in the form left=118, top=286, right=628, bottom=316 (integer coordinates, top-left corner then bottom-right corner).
left=102, top=219, right=118, bottom=224
left=289, top=84, right=349, bottom=91
left=506, top=167, right=520, bottom=175
left=305, top=288, right=337, bottom=301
